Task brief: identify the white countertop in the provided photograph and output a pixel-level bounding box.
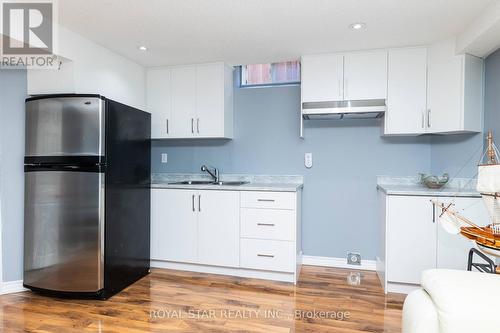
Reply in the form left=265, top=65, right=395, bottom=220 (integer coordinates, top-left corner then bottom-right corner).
left=151, top=173, right=303, bottom=192
left=376, top=176, right=480, bottom=197
left=151, top=182, right=303, bottom=192
left=376, top=184, right=480, bottom=197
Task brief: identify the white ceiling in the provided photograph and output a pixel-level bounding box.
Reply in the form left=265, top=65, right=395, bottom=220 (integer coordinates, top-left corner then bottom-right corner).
left=58, top=0, right=493, bottom=67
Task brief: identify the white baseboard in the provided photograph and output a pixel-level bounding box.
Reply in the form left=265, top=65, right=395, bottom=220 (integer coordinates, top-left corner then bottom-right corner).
left=1, top=280, right=27, bottom=295
left=387, top=282, right=420, bottom=294
left=301, top=255, right=377, bottom=271
left=151, top=260, right=297, bottom=283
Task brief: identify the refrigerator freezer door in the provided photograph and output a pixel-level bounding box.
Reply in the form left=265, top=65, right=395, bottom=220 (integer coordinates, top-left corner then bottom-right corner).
left=25, top=96, right=105, bottom=157
left=24, top=170, right=105, bottom=292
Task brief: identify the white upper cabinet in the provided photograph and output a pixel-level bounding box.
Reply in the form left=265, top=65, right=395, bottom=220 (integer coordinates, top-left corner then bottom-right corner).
left=147, top=68, right=172, bottom=138
left=171, top=66, right=197, bottom=137
left=146, top=62, right=233, bottom=139
left=195, top=63, right=233, bottom=137
left=384, top=48, right=428, bottom=135
left=301, top=51, right=387, bottom=103
left=302, top=42, right=483, bottom=136
left=427, top=39, right=483, bottom=134
left=301, top=54, right=344, bottom=102
left=343, top=51, right=388, bottom=101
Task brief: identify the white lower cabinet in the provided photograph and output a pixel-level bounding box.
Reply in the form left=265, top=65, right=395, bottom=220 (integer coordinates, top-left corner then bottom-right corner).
left=240, top=239, right=295, bottom=273
left=436, top=197, right=489, bottom=270
left=241, top=208, right=295, bottom=241
left=151, top=188, right=302, bottom=283
left=379, top=193, right=488, bottom=293
left=151, top=189, right=239, bottom=267
left=197, top=190, right=240, bottom=267
left=386, top=196, right=437, bottom=284
left=151, top=189, right=198, bottom=263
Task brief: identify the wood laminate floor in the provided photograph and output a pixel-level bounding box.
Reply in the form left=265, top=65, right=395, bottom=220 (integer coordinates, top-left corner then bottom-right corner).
left=0, top=266, right=405, bottom=332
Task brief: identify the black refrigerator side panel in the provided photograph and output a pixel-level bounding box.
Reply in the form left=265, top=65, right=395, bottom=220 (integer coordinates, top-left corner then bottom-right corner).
left=104, top=99, right=151, bottom=298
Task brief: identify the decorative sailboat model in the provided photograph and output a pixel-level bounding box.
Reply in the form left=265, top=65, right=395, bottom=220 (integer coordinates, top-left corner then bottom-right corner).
left=434, top=131, right=500, bottom=258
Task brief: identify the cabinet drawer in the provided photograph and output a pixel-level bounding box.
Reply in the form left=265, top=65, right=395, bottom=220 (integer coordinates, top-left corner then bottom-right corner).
left=241, top=191, right=295, bottom=210
left=241, top=208, right=295, bottom=241
left=240, top=239, right=295, bottom=272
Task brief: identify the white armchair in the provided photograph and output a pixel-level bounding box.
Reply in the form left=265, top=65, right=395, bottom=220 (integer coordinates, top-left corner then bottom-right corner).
left=402, top=269, right=500, bottom=333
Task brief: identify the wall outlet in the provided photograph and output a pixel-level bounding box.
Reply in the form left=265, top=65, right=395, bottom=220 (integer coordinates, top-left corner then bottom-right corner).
left=305, top=152, right=313, bottom=168
left=347, top=252, right=361, bottom=266
left=161, top=153, right=168, bottom=164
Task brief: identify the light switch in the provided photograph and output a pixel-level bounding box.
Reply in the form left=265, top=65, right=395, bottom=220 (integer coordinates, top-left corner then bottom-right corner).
left=161, top=153, right=168, bottom=164
left=305, top=153, right=313, bottom=168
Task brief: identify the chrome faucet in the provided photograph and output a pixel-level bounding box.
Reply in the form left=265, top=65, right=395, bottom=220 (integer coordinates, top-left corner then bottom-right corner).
left=201, top=165, right=219, bottom=183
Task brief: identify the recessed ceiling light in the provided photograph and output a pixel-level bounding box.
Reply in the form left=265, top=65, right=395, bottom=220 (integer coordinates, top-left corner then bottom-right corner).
left=349, top=22, right=366, bottom=31
left=138, top=46, right=148, bottom=51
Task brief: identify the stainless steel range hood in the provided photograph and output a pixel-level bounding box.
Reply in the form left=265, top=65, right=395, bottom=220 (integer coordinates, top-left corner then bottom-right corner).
left=302, top=99, right=386, bottom=120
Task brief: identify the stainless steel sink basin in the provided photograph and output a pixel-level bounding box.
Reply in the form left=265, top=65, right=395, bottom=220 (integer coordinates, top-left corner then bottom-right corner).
left=213, top=181, right=249, bottom=186
left=169, top=180, right=249, bottom=186
left=169, top=180, right=216, bottom=185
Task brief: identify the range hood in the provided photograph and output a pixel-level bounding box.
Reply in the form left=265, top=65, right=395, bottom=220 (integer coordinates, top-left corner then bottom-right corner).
left=302, top=99, right=386, bottom=120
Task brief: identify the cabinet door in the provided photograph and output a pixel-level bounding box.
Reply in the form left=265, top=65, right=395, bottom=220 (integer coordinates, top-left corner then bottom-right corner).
left=344, top=51, right=387, bottom=100
left=301, top=54, right=344, bottom=102
left=196, top=64, right=223, bottom=137
left=171, top=66, right=196, bottom=137
left=427, top=40, right=463, bottom=133
left=387, top=196, right=436, bottom=284
left=385, top=48, right=427, bottom=135
left=147, top=68, right=171, bottom=138
left=437, top=197, right=489, bottom=270
left=151, top=189, right=198, bottom=263
left=197, top=190, right=240, bottom=267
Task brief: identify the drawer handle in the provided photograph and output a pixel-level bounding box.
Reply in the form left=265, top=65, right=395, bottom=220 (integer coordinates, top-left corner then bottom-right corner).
left=257, top=199, right=275, bottom=202
left=257, top=254, right=275, bottom=258
left=257, top=223, right=275, bottom=226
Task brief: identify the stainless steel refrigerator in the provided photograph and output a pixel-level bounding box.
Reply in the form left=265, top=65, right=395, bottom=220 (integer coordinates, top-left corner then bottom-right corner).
left=23, top=94, right=151, bottom=299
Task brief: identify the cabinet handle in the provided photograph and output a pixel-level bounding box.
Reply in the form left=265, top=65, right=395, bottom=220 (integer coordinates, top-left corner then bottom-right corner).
left=344, top=78, right=348, bottom=99
left=192, top=194, right=195, bottom=212
left=427, top=109, right=431, bottom=128
left=191, top=118, right=194, bottom=133
left=257, top=254, right=275, bottom=258
left=197, top=118, right=200, bottom=134
left=432, top=202, right=436, bottom=223
left=338, top=79, right=342, bottom=99
left=421, top=111, right=424, bottom=129
left=257, top=199, right=275, bottom=202
left=198, top=194, right=201, bottom=212
left=257, top=223, right=275, bottom=226
left=166, top=118, right=169, bottom=134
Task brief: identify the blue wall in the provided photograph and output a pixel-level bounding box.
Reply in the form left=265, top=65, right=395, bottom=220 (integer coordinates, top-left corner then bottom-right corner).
left=430, top=134, right=483, bottom=178
left=485, top=49, right=500, bottom=136
left=152, top=84, right=431, bottom=259
left=0, top=69, right=26, bottom=282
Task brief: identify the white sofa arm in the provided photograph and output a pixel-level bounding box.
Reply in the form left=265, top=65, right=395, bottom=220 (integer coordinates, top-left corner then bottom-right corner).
left=402, top=289, right=439, bottom=333
left=420, top=269, right=500, bottom=333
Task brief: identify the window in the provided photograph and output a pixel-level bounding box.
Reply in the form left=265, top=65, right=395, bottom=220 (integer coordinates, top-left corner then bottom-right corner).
left=240, top=60, right=300, bottom=87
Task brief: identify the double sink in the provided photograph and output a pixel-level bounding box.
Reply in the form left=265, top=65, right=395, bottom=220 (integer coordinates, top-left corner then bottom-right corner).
left=169, top=165, right=249, bottom=186
left=169, top=180, right=249, bottom=186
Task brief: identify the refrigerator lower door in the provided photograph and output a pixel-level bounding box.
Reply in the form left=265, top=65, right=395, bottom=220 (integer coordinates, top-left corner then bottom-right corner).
left=24, top=170, right=105, bottom=293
